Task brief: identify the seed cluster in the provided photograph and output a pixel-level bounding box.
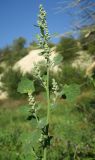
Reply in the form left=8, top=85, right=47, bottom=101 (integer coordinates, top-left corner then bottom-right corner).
left=28, top=92, right=36, bottom=108
left=33, top=65, right=47, bottom=89
left=33, top=65, right=42, bottom=80
left=37, top=5, right=50, bottom=61
left=52, top=78, right=59, bottom=103
left=28, top=92, right=38, bottom=121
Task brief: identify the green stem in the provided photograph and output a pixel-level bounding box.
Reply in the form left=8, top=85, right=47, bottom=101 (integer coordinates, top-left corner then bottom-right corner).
left=43, top=148, right=47, bottom=160
left=46, top=66, right=50, bottom=124
left=43, top=64, right=50, bottom=160
left=35, top=113, right=39, bottom=124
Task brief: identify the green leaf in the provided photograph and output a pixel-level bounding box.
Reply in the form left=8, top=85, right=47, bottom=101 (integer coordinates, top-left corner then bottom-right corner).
left=63, top=84, right=80, bottom=103
left=38, top=117, right=47, bottom=129
left=53, top=54, right=63, bottom=66
left=42, top=75, right=47, bottom=85
left=17, top=77, right=35, bottom=94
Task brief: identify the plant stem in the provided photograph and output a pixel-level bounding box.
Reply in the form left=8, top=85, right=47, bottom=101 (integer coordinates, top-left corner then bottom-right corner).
left=46, top=66, right=50, bottom=124
left=43, top=63, right=50, bottom=160
left=43, top=148, right=47, bottom=160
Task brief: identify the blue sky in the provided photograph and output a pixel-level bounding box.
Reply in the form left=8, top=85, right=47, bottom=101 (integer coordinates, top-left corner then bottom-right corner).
left=0, top=0, right=76, bottom=48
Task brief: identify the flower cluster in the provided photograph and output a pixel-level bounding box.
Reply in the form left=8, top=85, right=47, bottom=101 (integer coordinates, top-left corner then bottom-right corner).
left=37, top=5, right=50, bottom=40
left=33, top=65, right=42, bottom=80
left=37, top=5, right=50, bottom=61
left=28, top=92, right=39, bottom=122
left=28, top=92, right=36, bottom=108
left=52, top=78, right=59, bottom=103
left=33, top=65, right=47, bottom=89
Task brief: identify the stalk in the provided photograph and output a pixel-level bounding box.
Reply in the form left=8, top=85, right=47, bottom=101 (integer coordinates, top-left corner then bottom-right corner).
left=37, top=5, right=51, bottom=160
left=43, top=63, right=50, bottom=160
left=43, top=148, right=47, bottom=160
left=46, top=66, right=50, bottom=124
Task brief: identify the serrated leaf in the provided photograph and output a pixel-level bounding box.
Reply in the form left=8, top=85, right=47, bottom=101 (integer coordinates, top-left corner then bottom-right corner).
left=53, top=54, right=63, bottom=66
left=63, top=84, right=80, bottom=103
left=17, top=77, right=35, bottom=94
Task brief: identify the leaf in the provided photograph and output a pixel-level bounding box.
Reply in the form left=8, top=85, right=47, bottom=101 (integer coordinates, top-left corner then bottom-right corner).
left=42, top=75, right=47, bottom=85
left=63, top=84, right=80, bottom=103
left=42, top=124, right=49, bottom=135
left=38, top=117, right=47, bottom=129
left=53, top=54, right=63, bottom=66
left=20, top=129, right=41, bottom=147
left=17, top=77, right=35, bottom=94
left=42, top=75, right=47, bottom=82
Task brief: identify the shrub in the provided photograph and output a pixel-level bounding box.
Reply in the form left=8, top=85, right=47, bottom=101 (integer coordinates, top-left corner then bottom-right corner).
left=80, top=29, right=95, bottom=55
left=1, top=68, right=23, bottom=99
left=1, top=37, right=28, bottom=66
left=55, top=64, right=85, bottom=85
left=56, top=37, right=79, bottom=62
left=0, top=66, right=4, bottom=74
left=76, top=89, right=95, bottom=124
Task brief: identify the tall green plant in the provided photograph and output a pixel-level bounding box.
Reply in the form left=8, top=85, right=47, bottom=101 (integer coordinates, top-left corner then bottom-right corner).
left=17, top=5, right=80, bottom=160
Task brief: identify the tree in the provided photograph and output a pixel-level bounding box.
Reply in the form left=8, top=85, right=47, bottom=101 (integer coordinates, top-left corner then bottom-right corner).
left=56, top=0, right=95, bottom=55
left=56, top=36, right=79, bottom=61
left=1, top=68, right=23, bottom=99
left=55, top=0, right=95, bottom=35
left=13, top=37, right=26, bottom=51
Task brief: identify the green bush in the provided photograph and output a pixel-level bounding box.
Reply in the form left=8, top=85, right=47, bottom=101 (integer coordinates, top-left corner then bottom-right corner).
left=56, top=37, right=79, bottom=62
left=1, top=68, right=23, bottom=99
left=80, top=29, right=95, bottom=55
left=55, top=64, right=85, bottom=85
left=0, top=66, right=4, bottom=74
left=88, top=41, right=95, bottom=55
left=76, top=89, right=95, bottom=124
left=1, top=37, right=28, bottom=66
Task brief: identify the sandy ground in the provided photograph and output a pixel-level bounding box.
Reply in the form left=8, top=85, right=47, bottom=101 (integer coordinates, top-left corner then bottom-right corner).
left=0, top=73, right=8, bottom=100
left=72, top=51, right=93, bottom=69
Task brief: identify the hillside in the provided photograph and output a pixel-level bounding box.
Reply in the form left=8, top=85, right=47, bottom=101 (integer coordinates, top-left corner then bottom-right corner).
left=14, top=47, right=59, bottom=74
left=0, top=46, right=94, bottom=100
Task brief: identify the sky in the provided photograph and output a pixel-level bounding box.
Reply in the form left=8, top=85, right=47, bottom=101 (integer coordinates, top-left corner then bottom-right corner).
left=0, top=0, right=76, bottom=48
